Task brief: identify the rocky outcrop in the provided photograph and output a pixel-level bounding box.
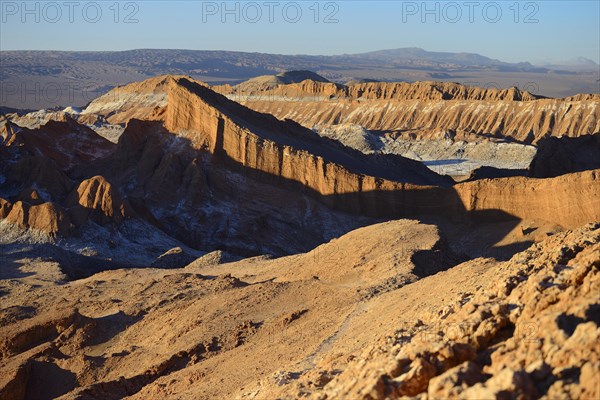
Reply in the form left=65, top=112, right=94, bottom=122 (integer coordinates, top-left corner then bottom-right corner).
left=0, top=117, right=20, bottom=145
left=4, top=201, right=74, bottom=237
left=0, top=198, right=12, bottom=219
left=318, top=223, right=600, bottom=400
left=184, top=250, right=239, bottom=269
left=453, top=169, right=600, bottom=228
left=228, top=80, right=600, bottom=143
left=151, top=247, right=198, bottom=269
left=6, top=116, right=115, bottom=171
left=67, top=176, right=130, bottom=225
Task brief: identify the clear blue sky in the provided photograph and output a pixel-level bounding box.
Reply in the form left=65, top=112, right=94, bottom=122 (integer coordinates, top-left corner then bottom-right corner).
left=1, top=1, right=598, bottom=64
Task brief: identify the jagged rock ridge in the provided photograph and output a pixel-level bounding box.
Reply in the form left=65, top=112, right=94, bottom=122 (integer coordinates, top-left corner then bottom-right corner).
left=223, top=78, right=600, bottom=143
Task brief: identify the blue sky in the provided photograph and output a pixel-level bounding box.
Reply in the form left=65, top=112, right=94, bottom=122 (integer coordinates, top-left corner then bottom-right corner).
left=1, top=1, right=598, bottom=64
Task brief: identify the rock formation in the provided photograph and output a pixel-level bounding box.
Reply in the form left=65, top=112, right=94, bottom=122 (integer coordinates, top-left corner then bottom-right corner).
left=1, top=73, right=599, bottom=400
left=3, top=200, right=73, bottom=237
left=67, top=176, right=130, bottom=225
left=1, top=76, right=599, bottom=252
left=226, top=79, right=600, bottom=143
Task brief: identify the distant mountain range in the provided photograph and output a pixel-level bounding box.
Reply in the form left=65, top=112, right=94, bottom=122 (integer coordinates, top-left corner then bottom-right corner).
left=330, top=47, right=548, bottom=71
left=1, top=47, right=581, bottom=80
left=535, top=56, right=600, bottom=72
left=1, top=48, right=598, bottom=109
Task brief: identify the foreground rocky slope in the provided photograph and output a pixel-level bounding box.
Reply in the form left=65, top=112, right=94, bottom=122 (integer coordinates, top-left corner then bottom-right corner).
left=0, top=220, right=598, bottom=399
left=314, top=222, right=600, bottom=400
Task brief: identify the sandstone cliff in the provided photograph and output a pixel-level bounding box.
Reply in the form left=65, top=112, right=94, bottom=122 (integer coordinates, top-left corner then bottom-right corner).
left=3, top=76, right=599, bottom=244
left=87, top=75, right=452, bottom=187
left=225, top=79, right=600, bottom=143
left=453, top=170, right=600, bottom=228
left=81, top=76, right=600, bottom=229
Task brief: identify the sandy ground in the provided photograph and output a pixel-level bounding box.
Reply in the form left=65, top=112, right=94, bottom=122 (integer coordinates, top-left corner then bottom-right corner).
left=0, top=220, right=488, bottom=399
left=2, top=219, right=597, bottom=399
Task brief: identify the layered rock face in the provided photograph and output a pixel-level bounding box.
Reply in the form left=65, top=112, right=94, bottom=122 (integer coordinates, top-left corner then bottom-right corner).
left=84, top=76, right=449, bottom=186
left=217, top=80, right=543, bottom=102
left=87, top=76, right=600, bottom=228
left=223, top=79, right=600, bottom=143
left=2, top=75, right=599, bottom=247
left=345, top=81, right=542, bottom=101
left=453, top=170, right=600, bottom=228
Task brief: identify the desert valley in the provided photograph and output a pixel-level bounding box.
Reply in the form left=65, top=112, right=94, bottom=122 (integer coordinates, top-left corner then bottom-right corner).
left=0, top=65, right=598, bottom=399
